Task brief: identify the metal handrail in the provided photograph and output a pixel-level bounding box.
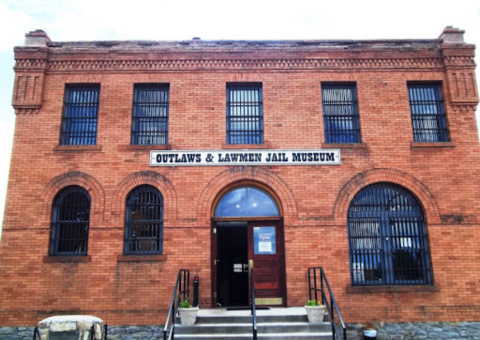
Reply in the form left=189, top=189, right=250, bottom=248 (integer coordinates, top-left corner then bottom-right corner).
left=250, top=268, right=258, bottom=340
left=163, top=269, right=190, bottom=340
left=32, top=326, right=41, bottom=340
left=308, top=267, right=347, bottom=340
left=104, top=324, right=108, bottom=340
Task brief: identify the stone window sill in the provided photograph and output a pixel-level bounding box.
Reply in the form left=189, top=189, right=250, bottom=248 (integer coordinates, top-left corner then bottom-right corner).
left=222, top=143, right=269, bottom=149
left=120, top=144, right=172, bottom=151
left=54, top=145, right=103, bottom=152
left=410, top=142, right=456, bottom=149
left=117, top=254, right=168, bottom=262
left=43, top=255, right=91, bottom=263
left=321, top=143, right=367, bottom=149
left=347, top=284, right=439, bottom=294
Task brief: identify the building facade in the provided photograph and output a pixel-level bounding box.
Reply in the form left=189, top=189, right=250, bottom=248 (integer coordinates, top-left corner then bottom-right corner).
left=1, top=27, right=479, bottom=328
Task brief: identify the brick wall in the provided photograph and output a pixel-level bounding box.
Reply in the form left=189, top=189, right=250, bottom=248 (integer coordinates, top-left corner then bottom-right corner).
left=0, top=32, right=479, bottom=326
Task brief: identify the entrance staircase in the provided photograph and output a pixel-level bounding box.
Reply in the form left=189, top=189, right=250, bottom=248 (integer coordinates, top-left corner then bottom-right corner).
left=174, top=307, right=332, bottom=339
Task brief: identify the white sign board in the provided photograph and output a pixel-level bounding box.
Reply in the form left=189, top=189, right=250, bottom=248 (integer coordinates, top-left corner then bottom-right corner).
left=150, top=149, right=340, bottom=166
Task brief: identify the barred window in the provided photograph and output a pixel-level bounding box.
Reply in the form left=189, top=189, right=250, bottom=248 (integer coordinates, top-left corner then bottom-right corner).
left=125, top=185, right=164, bottom=255
left=131, top=85, right=169, bottom=145
left=408, top=84, right=448, bottom=142
left=61, top=85, right=100, bottom=145
left=348, top=183, right=432, bottom=286
left=50, top=186, right=90, bottom=256
left=226, top=84, right=263, bottom=144
left=322, top=84, right=361, bottom=143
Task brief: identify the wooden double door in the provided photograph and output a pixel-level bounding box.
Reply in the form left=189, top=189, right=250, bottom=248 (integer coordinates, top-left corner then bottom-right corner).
left=212, top=219, right=286, bottom=307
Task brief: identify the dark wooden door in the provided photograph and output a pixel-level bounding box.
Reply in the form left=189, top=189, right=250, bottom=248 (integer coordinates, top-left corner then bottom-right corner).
left=248, top=220, right=286, bottom=306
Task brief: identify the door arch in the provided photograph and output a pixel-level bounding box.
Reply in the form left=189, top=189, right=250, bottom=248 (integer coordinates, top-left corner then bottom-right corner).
left=211, top=183, right=287, bottom=307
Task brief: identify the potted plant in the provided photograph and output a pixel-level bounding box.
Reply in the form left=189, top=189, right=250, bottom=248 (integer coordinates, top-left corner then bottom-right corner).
left=178, top=299, right=199, bottom=326
left=305, top=300, right=325, bottom=323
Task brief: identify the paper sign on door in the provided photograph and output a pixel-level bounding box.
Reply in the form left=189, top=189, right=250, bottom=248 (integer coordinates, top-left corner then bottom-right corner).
left=254, top=227, right=276, bottom=255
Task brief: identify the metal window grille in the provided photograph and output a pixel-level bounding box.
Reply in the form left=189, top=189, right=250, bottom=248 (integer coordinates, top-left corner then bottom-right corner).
left=348, top=183, right=432, bottom=286
left=226, top=84, right=263, bottom=144
left=61, top=86, right=99, bottom=145
left=408, top=84, right=448, bottom=142
left=131, top=85, right=169, bottom=145
left=322, top=85, right=361, bottom=143
left=125, top=185, right=164, bottom=255
left=50, top=186, right=90, bottom=256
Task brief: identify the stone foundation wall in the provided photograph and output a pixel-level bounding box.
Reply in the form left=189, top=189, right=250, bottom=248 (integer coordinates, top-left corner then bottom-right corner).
left=347, top=322, right=480, bottom=340
left=3, top=322, right=480, bottom=340
left=0, top=327, right=35, bottom=340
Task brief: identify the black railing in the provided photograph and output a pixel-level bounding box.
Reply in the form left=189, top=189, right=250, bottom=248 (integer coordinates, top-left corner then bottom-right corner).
left=163, top=269, right=190, bottom=340
left=308, top=267, right=346, bottom=340
left=104, top=324, right=108, bottom=339
left=32, top=326, right=41, bottom=340
left=250, top=268, right=258, bottom=340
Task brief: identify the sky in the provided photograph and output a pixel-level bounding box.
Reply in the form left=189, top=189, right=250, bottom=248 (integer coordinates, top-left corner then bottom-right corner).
left=0, top=0, right=479, bottom=238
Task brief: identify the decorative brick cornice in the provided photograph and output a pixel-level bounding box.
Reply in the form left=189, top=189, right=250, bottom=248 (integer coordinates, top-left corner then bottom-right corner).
left=12, top=57, right=448, bottom=73
left=333, top=168, right=441, bottom=225
left=443, top=56, right=476, bottom=68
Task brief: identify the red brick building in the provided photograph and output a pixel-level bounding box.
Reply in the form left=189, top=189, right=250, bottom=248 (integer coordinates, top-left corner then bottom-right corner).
left=1, top=27, right=479, bottom=327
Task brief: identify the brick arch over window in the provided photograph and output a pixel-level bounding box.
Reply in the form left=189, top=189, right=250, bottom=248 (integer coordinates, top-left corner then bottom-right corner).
left=112, top=171, right=177, bottom=223
left=334, top=168, right=441, bottom=225
left=197, top=167, right=298, bottom=223
left=41, top=171, right=105, bottom=225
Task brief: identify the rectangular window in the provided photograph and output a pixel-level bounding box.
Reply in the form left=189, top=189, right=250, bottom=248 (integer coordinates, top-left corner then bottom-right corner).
left=132, top=84, right=170, bottom=145
left=61, top=85, right=100, bottom=145
left=408, top=84, right=448, bottom=142
left=226, top=84, right=263, bottom=144
left=322, top=84, right=361, bottom=144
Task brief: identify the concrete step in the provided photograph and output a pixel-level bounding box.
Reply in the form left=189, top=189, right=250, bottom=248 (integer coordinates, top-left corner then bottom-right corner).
left=174, top=333, right=332, bottom=340
left=171, top=307, right=333, bottom=339
left=174, top=322, right=331, bottom=334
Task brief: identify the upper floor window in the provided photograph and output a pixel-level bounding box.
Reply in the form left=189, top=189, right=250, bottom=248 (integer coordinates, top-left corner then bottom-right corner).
left=226, top=83, right=263, bottom=144
left=61, top=85, right=100, bottom=145
left=124, top=185, right=164, bottom=255
left=408, top=84, right=448, bottom=142
left=132, top=84, right=170, bottom=145
left=322, top=84, right=361, bottom=144
left=50, top=186, right=91, bottom=256
left=348, top=183, right=432, bottom=286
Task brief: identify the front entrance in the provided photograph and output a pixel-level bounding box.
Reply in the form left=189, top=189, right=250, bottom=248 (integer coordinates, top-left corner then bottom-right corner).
left=212, top=185, right=286, bottom=308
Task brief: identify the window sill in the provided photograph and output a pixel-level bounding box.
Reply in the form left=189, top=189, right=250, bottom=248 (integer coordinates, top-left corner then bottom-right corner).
left=222, top=143, right=269, bottom=149
left=43, top=255, right=91, bottom=263
left=347, top=284, right=439, bottom=294
left=410, top=142, right=456, bottom=149
left=117, top=254, right=168, bottom=262
left=54, top=145, right=103, bottom=152
left=120, top=144, right=172, bottom=151
left=321, top=143, right=367, bottom=149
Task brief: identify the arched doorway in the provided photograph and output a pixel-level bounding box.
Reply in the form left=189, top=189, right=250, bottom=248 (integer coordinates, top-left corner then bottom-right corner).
left=211, top=184, right=286, bottom=308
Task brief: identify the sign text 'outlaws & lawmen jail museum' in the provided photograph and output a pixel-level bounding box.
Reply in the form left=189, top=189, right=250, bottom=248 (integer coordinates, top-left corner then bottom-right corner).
left=150, top=149, right=341, bottom=166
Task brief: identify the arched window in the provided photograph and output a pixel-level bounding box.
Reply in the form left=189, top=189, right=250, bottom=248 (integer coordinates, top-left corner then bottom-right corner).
left=125, top=185, right=164, bottom=255
left=51, top=186, right=91, bottom=256
left=214, top=186, right=280, bottom=218
left=348, top=183, right=432, bottom=285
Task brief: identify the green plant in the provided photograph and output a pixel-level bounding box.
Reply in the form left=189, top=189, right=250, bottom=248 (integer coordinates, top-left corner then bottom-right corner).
left=179, top=299, right=192, bottom=308
left=306, top=300, right=322, bottom=307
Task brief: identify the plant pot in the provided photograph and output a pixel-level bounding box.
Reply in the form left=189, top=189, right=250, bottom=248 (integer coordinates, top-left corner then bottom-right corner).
left=179, top=307, right=199, bottom=326
left=305, top=305, right=325, bottom=324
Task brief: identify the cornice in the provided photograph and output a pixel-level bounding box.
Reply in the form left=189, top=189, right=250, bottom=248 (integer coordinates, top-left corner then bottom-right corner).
left=12, top=57, right=449, bottom=73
